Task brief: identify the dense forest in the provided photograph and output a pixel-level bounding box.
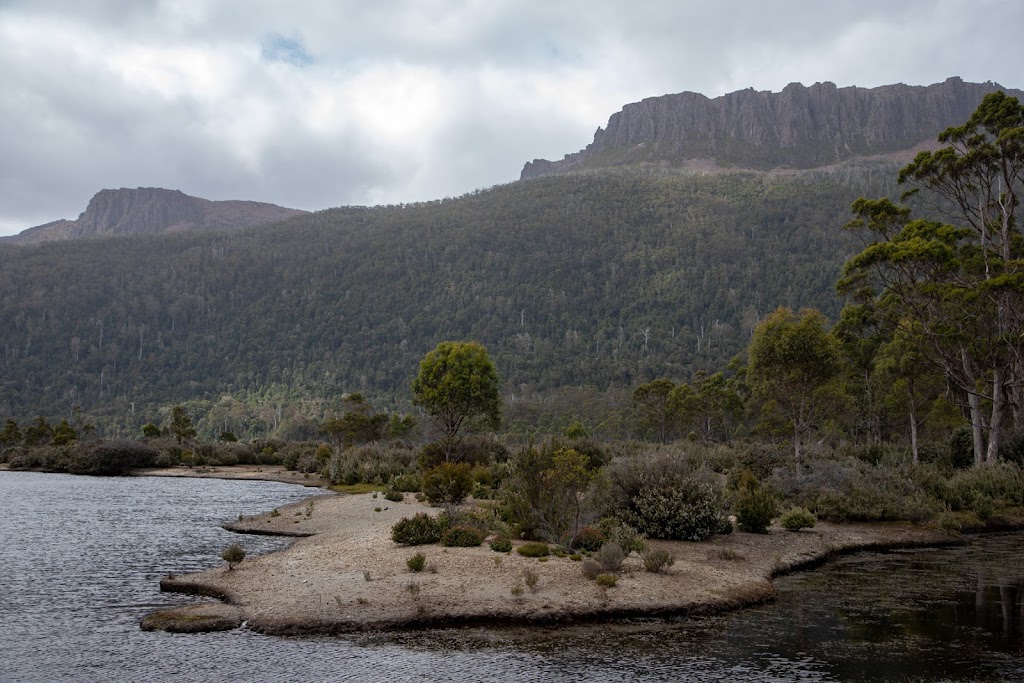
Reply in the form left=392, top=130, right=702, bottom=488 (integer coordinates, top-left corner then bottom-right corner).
left=0, top=159, right=899, bottom=436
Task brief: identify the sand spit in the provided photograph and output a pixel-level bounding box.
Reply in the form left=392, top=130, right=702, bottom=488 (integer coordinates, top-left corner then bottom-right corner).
left=143, top=492, right=965, bottom=635
left=133, top=464, right=329, bottom=488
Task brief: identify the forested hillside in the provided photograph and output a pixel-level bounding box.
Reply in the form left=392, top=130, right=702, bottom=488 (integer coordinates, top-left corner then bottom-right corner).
left=0, top=161, right=897, bottom=432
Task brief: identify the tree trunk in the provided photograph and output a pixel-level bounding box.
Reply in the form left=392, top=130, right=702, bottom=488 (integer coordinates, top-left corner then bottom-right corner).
left=909, top=398, right=919, bottom=466
left=968, top=391, right=986, bottom=466
left=987, top=365, right=1004, bottom=463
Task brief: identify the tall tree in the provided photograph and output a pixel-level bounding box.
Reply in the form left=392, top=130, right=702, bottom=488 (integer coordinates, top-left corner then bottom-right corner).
left=842, top=92, right=1024, bottom=464
left=412, top=341, right=500, bottom=456
left=748, top=307, right=842, bottom=466
left=632, top=378, right=677, bottom=443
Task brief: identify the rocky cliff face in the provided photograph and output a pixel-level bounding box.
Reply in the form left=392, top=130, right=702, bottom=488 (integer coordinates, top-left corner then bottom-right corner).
left=522, top=77, right=1024, bottom=178
left=7, top=188, right=307, bottom=244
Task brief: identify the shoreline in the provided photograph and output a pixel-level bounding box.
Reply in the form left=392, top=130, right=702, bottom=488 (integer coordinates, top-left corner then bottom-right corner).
left=142, top=492, right=1019, bottom=636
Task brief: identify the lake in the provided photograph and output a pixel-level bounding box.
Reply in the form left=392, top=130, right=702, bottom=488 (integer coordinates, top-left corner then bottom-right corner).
left=2, top=471, right=1021, bottom=682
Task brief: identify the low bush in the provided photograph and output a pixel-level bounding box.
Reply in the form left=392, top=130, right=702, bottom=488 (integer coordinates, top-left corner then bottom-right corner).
left=383, top=489, right=404, bottom=502
left=441, top=525, right=486, bottom=547
left=407, top=552, right=426, bottom=572
left=422, top=461, right=474, bottom=506
left=516, top=541, right=550, bottom=557
left=617, top=476, right=727, bottom=542
left=593, top=542, right=625, bottom=572
left=581, top=558, right=602, bottom=580
left=640, top=547, right=675, bottom=573
left=735, top=486, right=776, bottom=533
left=571, top=525, right=605, bottom=552
left=779, top=507, right=817, bottom=531
left=489, top=536, right=513, bottom=552
left=391, top=513, right=441, bottom=545
left=221, top=543, right=245, bottom=570
left=603, top=522, right=646, bottom=556
left=595, top=573, right=618, bottom=588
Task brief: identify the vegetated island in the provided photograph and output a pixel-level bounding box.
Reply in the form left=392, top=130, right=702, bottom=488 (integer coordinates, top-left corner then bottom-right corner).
left=140, top=488, right=1010, bottom=635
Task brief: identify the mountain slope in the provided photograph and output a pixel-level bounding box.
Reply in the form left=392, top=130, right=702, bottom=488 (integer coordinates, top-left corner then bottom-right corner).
left=522, top=77, right=1023, bottom=178
left=3, top=187, right=307, bottom=244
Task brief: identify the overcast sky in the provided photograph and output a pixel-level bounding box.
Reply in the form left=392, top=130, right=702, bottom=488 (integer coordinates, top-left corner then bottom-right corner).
left=1, top=0, right=1021, bottom=236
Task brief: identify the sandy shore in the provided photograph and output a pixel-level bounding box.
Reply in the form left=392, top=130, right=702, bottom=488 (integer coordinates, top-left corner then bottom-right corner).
left=142, top=492, right=971, bottom=635
left=133, top=464, right=329, bottom=488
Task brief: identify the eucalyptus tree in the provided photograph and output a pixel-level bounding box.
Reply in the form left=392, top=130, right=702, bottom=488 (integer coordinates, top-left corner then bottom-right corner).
left=841, top=92, right=1024, bottom=464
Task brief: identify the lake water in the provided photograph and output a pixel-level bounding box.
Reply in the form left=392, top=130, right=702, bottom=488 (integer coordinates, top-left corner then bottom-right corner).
left=2, top=471, right=1022, bottom=682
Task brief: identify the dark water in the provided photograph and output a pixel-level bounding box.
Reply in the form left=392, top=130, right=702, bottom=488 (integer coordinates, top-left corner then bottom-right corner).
left=2, top=471, right=1022, bottom=682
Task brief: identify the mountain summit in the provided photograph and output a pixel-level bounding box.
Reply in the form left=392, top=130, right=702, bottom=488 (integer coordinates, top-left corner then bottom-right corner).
left=522, top=77, right=1024, bottom=178
left=5, top=187, right=307, bottom=244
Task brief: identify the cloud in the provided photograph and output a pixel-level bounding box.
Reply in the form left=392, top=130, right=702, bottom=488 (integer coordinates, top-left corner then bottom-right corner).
left=0, top=0, right=1022, bottom=234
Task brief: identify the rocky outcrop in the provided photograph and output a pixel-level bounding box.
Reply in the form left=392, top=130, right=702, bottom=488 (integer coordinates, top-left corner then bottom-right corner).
left=522, top=77, right=1024, bottom=178
left=7, top=187, right=307, bottom=244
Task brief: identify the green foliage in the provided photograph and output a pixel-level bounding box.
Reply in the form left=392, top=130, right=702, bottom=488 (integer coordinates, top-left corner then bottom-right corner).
left=632, top=378, right=677, bottom=443
left=640, top=547, right=675, bottom=573
left=748, top=307, right=842, bottom=464
left=170, top=405, right=197, bottom=445
left=391, top=513, right=442, bottom=545
left=383, top=489, right=404, bottom=503
left=735, top=483, right=777, bottom=533
left=617, top=476, right=727, bottom=542
left=221, top=543, right=245, bottom=569
left=421, top=461, right=474, bottom=506
left=595, top=573, right=619, bottom=587
left=515, top=541, right=550, bottom=557
left=440, top=524, right=486, bottom=547
left=406, top=552, right=427, bottom=572
left=571, top=525, right=606, bottom=552
left=489, top=536, right=512, bottom=552
left=412, top=341, right=501, bottom=452
left=581, top=558, right=602, bottom=580
left=779, top=506, right=817, bottom=531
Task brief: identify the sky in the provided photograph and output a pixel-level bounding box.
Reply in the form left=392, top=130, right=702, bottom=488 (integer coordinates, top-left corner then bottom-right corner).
left=1, top=0, right=1022, bottom=236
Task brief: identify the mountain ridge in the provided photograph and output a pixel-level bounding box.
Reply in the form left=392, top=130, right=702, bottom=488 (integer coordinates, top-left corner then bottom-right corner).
left=522, top=77, right=1024, bottom=178
left=3, top=187, right=307, bottom=244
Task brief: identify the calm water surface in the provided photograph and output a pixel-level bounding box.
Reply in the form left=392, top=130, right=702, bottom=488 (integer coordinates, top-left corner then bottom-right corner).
left=2, top=471, right=1022, bottom=682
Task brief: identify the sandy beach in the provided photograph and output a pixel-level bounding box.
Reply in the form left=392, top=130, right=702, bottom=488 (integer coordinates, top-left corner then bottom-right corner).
left=142, top=490, right=966, bottom=635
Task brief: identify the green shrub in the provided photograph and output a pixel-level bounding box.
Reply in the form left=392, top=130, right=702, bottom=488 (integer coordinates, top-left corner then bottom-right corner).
left=617, top=476, right=727, bottom=541
left=640, top=547, right=675, bottom=573
left=422, top=461, right=474, bottom=506
left=389, top=473, right=422, bottom=492
left=441, top=525, right=486, bottom=547
left=595, top=573, right=618, bottom=587
left=735, top=487, right=776, bottom=533
left=383, top=489, right=404, bottom=502
left=571, top=525, right=606, bottom=552
left=516, top=541, right=549, bottom=557
left=780, top=506, right=817, bottom=531
left=221, top=543, right=245, bottom=570
left=949, top=427, right=976, bottom=469
left=489, top=536, right=513, bottom=552
left=604, top=522, right=646, bottom=556
left=407, top=552, right=426, bottom=572
left=391, top=513, right=441, bottom=545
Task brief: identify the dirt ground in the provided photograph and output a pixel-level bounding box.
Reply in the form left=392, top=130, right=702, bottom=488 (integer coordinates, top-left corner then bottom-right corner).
left=143, top=491, right=959, bottom=635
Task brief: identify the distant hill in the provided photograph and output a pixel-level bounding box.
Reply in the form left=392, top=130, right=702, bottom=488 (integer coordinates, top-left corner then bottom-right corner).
left=2, top=187, right=307, bottom=244
left=522, top=77, right=1024, bottom=178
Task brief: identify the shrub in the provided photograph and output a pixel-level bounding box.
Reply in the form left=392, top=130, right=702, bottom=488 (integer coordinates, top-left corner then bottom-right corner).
left=949, top=427, right=976, bottom=469
left=523, top=568, right=539, bottom=592
left=407, top=552, right=426, bottom=572
left=780, top=507, right=817, bottom=531
left=617, top=476, right=727, bottom=541
left=595, top=573, right=618, bottom=587
left=391, top=513, right=441, bottom=545
left=735, top=487, right=776, bottom=533
left=221, top=543, right=245, bottom=570
left=604, top=522, right=646, bottom=556
left=581, top=558, right=602, bottom=579
left=593, top=542, right=625, bottom=572
left=389, top=473, right=422, bottom=492
left=383, top=489, right=404, bottom=502
left=490, top=536, right=513, bottom=552
left=640, top=547, right=675, bottom=573
left=571, top=525, right=606, bottom=552
left=516, top=541, right=549, bottom=557
left=422, top=461, right=474, bottom=506
left=441, top=525, right=486, bottom=547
